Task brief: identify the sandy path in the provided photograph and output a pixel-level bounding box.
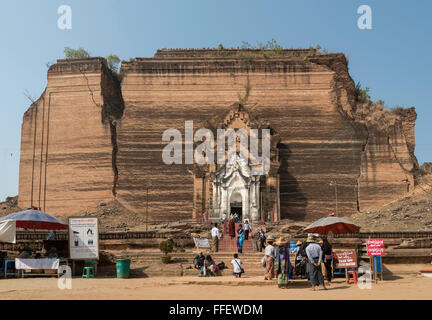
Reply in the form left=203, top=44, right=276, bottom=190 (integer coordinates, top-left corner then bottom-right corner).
left=0, top=274, right=431, bottom=300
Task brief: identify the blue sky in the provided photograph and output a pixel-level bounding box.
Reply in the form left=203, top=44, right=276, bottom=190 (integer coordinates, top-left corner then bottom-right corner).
left=0, top=0, right=431, bottom=201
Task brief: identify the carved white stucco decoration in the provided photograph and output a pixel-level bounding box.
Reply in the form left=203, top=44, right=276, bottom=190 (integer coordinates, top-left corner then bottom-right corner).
left=211, top=152, right=261, bottom=222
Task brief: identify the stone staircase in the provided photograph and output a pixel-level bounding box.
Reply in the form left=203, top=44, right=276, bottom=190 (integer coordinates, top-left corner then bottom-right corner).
left=100, top=250, right=269, bottom=277
left=218, top=222, right=255, bottom=252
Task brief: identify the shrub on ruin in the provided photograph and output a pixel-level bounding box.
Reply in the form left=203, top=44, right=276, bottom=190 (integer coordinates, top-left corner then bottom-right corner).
left=159, top=240, right=174, bottom=263
left=64, top=47, right=90, bottom=59
left=106, top=54, right=121, bottom=74
left=355, top=81, right=371, bottom=102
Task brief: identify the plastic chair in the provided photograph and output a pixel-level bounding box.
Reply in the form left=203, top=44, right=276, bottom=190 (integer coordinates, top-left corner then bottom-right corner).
left=347, top=270, right=358, bottom=284
left=82, top=267, right=95, bottom=278
left=84, top=260, right=97, bottom=276
left=0, top=259, right=15, bottom=278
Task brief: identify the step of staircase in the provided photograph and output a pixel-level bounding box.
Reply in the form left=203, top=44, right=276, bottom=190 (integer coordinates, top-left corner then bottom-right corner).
left=218, top=222, right=256, bottom=252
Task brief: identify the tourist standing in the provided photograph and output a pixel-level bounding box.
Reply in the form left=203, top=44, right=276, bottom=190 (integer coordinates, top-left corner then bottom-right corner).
left=221, top=213, right=227, bottom=225
left=305, top=235, right=326, bottom=290
left=275, top=245, right=292, bottom=289
left=211, top=223, right=221, bottom=252
left=294, top=241, right=307, bottom=278
left=264, top=235, right=276, bottom=280
left=257, top=226, right=266, bottom=252
left=231, top=253, right=244, bottom=278
left=321, top=236, right=333, bottom=285
left=228, top=216, right=236, bottom=239
left=243, top=220, right=251, bottom=240
left=237, top=224, right=244, bottom=253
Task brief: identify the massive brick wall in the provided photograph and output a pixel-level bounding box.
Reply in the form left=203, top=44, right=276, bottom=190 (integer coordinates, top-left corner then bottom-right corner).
left=116, top=50, right=367, bottom=221
left=18, top=58, right=122, bottom=217
left=18, top=49, right=419, bottom=222
left=358, top=110, right=418, bottom=210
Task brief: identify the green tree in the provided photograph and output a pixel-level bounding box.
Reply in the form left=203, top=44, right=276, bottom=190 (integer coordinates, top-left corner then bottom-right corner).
left=355, top=81, right=371, bottom=102
left=63, top=47, right=90, bottom=59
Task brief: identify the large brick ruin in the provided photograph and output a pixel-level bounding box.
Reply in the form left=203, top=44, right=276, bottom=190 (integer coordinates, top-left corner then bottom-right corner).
left=18, top=49, right=419, bottom=223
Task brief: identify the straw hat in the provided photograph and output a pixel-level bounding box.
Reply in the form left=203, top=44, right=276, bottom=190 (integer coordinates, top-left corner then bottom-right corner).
left=296, top=241, right=302, bottom=246
left=306, top=234, right=317, bottom=243
left=275, top=237, right=284, bottom=246
left=267, top=235, right=275, bottom=243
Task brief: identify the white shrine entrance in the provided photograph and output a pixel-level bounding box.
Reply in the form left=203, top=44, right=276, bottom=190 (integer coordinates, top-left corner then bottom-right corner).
left=211, top=152, right=261, bottom=222
left=191, top=103, right=281, bottom=223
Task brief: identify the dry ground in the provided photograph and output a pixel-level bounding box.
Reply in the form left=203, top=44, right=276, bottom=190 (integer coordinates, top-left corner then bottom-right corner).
left=0, top=273, right=431, bottom=300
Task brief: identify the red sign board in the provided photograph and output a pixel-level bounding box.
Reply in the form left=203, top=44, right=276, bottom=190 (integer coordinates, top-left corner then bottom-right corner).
left=334, top=250, right=358, bottom=268
left=367, top=239, right=385, bottom=256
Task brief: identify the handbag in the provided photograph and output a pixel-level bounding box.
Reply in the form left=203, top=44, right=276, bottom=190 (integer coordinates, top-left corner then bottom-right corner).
left=234, top=259, right=245, bottom=274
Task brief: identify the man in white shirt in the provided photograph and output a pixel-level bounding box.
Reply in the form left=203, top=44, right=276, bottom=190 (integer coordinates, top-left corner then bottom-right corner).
left=305, top=235, right=326, bottom=291
left=211, top=223, right=221, bottom=252
left=231, top=253, right=243, bottom=278
left=243, top=220, right=251, bottom=240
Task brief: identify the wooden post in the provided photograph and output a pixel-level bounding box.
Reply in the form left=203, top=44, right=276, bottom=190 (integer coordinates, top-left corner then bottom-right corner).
left=335, top=181, right=338, bottom=216
left=146, top=186, right=149, bottom=232
left=33, top=227, right=36, bottom=252
left=373, top=256, right=378, bottom=284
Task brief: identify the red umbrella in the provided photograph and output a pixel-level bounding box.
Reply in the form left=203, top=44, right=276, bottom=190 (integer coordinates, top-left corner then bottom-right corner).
left=0, top=209, right=67, bottom=250
left=303, top=216, right=360, bottom=235
left=0, top=209, right=67, bottom=230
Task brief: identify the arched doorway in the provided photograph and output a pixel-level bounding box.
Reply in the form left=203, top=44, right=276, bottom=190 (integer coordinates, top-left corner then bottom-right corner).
left=230, top=191, right=243, bottom=220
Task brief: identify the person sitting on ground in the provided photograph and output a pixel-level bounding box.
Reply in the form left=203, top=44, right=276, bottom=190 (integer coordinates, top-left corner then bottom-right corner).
left=202, top=255, right=216, bottom=277
left=231, top=253, right=244, bottom=278
left=193, top=252, right=205, bottom=271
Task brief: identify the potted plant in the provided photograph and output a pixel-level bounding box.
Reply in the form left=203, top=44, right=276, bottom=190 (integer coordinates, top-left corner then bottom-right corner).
left=159, top=240, right=174, bottom=264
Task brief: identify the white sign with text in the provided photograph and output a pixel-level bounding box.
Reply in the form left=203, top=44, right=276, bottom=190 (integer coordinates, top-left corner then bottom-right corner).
left=68, top=217, right=99, bottom=260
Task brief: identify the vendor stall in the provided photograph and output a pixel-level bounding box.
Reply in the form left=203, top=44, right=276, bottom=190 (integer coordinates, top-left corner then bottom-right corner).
left=0, top=209, right=69, bottom=278
left=15, top=258, right=69, bottom=278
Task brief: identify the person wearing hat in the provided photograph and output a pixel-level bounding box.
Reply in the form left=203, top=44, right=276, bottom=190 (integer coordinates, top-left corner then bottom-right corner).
left=257, top=226, right=266, bottom=252
left=305, top=235, right=326, bottom=290
left=264, top=235, right=276, bottom=280
left=293, top=240, right=306, bottom=278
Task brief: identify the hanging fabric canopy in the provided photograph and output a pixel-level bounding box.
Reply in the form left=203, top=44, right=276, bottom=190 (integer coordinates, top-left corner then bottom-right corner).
left=303, top=216, right=360, bottom=235
left=0, top=209, right=68, bottom=230
left=0, top=220, right=16, bottom=243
